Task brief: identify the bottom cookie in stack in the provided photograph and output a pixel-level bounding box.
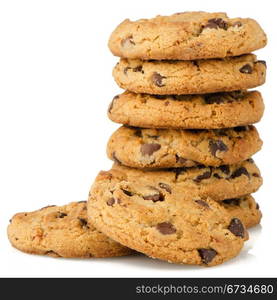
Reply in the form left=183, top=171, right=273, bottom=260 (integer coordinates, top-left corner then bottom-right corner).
left=87, top=166, right=262, bottom=266
left=7, top=201, right=133, bottom=258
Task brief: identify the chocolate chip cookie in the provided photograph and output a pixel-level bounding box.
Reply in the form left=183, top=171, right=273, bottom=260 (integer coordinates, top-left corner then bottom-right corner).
left=88, top=170, right=248, bottom=266
left=98, top=158, right=261, bottom=202
left=113, top=54, right=266, bottom=95
left=7, top=201, right=132, bottom=258
left=109, top=12, right=267, bottom=60
left=221, top=195, right=262, bottom=229
left=107, top=125, right=262, bottom=168
left=108, top=90, right=264, bottom=129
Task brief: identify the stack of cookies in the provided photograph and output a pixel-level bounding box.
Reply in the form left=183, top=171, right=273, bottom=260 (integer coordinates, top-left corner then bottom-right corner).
left=8, top=12, right=267, bottom=267
left=89, top=12, right=267, bottom=266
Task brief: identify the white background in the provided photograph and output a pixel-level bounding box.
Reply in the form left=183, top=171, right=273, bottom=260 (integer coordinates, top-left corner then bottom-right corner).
left=0, top=0, right=276, bottom=277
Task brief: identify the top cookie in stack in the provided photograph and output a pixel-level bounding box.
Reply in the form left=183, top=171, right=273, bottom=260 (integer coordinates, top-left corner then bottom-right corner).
left=87, top=12, right=267, bottom=267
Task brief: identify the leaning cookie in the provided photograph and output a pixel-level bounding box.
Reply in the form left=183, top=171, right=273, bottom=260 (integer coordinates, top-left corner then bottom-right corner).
left=108, top=90, right=264, bottom=129
left=221, top=195, right=262, bottom=229
left=113, top=55, right=266, bottom=95
left=7, top=201, right=132, bottom=258
left=88, top=170, right=248, bottom=266
left=107, top=125, right=262, bottom=168
left=109, top=12, right=267, bottom=60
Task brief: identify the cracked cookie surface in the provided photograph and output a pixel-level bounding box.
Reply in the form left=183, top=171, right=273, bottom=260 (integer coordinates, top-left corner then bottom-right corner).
left=109, top=12, right=267, bottom=60
left=108, top=90, right=264, bottom=129
left=7, top=201, right=132, bottom=258
left=88, top=169, right=248, bottom=266
left=113, top=54, right=266, bottom=95
left=107, top=125, right=262, bottom=168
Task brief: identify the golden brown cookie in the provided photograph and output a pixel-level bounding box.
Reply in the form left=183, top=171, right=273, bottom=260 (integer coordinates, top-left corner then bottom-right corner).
left=88, top=169, right=248, bottom=266
left=221, top=195, right=262, bottom=228
left=108, top=90, right=264, bottom=129
left=107, top=125, right=262, bottom=168
left=113, top=55, right=266, bottom=95
left=109, top=12, right=267, bottom=60
left=99, top=159, right=261, bottom=202
left=7, top=201, right=132, bottom=258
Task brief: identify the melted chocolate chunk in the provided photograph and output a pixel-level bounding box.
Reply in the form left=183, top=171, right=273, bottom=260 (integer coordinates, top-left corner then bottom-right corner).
left=195, top=200, right=210, bottom=208
left=141, top=143, right=161, bottom=156
left=194, top=170, right=212, bottom=183
left=107, top=198, right=115, bottom=206
left=152, top=72, right=166, bottom=87
left=230, top=167, right=250, bottom=179
left=78, top=218, right=89, bottom=228
left=198, top=248, right=217, bottom=264
left=203, top=18, right=228, bottom=30
left=156, top=222, right=176, bottom=235
left=209, top=140, right=228, bottom=157
left=239, top=64, right=253, bottom=74
left=122, top=190, right=133, bottom=196
left=219, top=165, right=230, bottom=175
left=143, top=192, right=164, bottom=202
left=228, top=218, right=245, bottom=238
left=57, top=212, right=67, bottom=218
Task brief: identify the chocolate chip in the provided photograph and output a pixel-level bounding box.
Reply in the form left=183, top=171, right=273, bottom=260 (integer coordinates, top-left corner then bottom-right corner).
left=213, top=173, right=221, bottom=179
left=230, top=167, right=250, bottom=179
left=152, top=72, right=166, bottom=87
left=158, top=183, right=172, bottom=194
left=204, top=94, right=225, bottom=104
left=57, top=212, right=67, bottom=218
left=123, top=67, right=131, bottom=74
left=175, top=154, right=187, bottom=164
left=255, top=60, right=267, bottom=67
left=219, top=165, right=230, bottom=175
left=203, top=18, right=228, bottom=30
left=156, top=222, right=176, bottom=234
left=194, top=170, right=211, bottom=183
left=140, top=143, right=161, bottom=156
left=77, top=201, right=86, bottom=203
left=195, top=200, right=210, bottom=208
left=121, top=36, right=135, bottom=47
left=143, top=192, right=164, bottom=202
left=222, top=198, right=241, bottom=205
left=108, top=95, right=119, bottom=113
left=78, top=217, right=89, bottom=228
left=112, top=152, right=121, bottom=165
left=256, top=203, right=260, bottom=210
left=252, top=173, right=260, bottom=177
left=247, top=158, right=254, bottom=163
left=228, top=218, right=245, bottom=238
left=240, top=64, right=253, bottom=74
left=164, top=101, right=170, bottom=106
left=122, top=189, right=133, bottom=196
left=209, top=140, right=228, bottom=157
left=198, top=248, right=217, bottom=264
left=133, top=66, right=143, bottom=73
left=107, top=198, right=115, bottom=206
